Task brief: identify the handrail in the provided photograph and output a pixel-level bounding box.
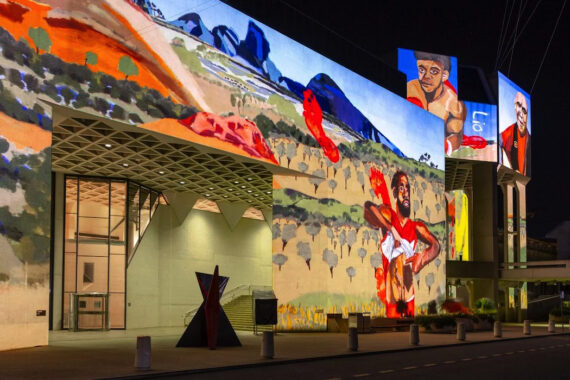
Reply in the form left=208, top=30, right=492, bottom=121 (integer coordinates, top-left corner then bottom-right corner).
left=182, top=284, right=272, bottom=326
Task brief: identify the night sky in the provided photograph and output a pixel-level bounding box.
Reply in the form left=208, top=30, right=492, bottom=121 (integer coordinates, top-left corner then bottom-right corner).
left=223, top=0, right=570, bottom=238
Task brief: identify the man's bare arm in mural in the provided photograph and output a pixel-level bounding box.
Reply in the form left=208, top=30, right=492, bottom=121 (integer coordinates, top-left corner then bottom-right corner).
left=364, top=201, right=403, bottom=246
left=405, top=221, right=440, bottom=273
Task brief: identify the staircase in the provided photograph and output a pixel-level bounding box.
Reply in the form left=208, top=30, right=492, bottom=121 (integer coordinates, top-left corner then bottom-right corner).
left=224, top=295, right=272, bottom=332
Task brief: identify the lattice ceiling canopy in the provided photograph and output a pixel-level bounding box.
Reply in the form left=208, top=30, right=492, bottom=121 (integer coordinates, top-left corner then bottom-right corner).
left=50, top=105, right=302, bottom=210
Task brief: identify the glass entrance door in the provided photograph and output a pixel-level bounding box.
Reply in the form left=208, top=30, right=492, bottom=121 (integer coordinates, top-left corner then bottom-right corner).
left=63, top=177, right=126, bottom=329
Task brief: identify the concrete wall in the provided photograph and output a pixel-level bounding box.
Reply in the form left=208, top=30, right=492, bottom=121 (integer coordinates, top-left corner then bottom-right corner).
left=127, top=205, right=272, bottom=328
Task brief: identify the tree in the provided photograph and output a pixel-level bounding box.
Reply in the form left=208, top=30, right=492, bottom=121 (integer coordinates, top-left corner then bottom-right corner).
left=328, top=179, right=337, bottom=194
left=85, top=51, right=98, bottom=66
left=118, top=56, right=139, bottom=79
left=343, top=166, right=351, bottom=189
left=272, top=254, right=288, bottom=271
left=28, top=27, right=51, bottom=53
left=297, top=241, right=311, bottom=270
left=346, top=267, right=356, bottom=283
left=305, top=221, right=321, bottom=242
left=338, top=229, right=347, bottom=258
left=347, top=229, right=357, bottom=256
left=281, top=223, right=296, bottom=251
left=309, top=169, right=325, bottom=194
left=358, top=247, right=367, bottom=263
left=322, top=249, right=338, bottom=278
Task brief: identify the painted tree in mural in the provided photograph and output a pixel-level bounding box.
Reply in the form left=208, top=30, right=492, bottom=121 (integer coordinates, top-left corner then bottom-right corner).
left=346, top=267, right=356, bottom=283
left=361, top=230, right=370, bottom=246
left=305, top=221, right=321, bottom=242
left=333, top=159, right=343, bottom=177
left=85, top=51, right=98, bottom=66
left=281, top=223, right=296, bottom=250
left=426, top=206, right=431, bottom=222
left=272, top=254, right=288, bottom=271
left=28, top=27, right=51, bottom=53
left=327, top=226, right=334, bottom=244
left=297, top=242, right=311, bottom=270
left=418, top=188, right=424, bottom=207
left=303, top=145, right=311, bottom=161
left=272, top=223, right=281, bottom=240
left=358, top=247, right=367, bottom=263
left=309, top=169, right=325, bottom=194
left=322, top=249, right=338, bottom=278
left=357, top=171, right=365, bottom=194
left=369, top=188, right=376, bottom=200
left=425, top=272, right=435, bottom=293
left=328, top=179, right=337, bottom=194
left=118, top=56, right=139, bottom=79
left=286, top=143, right=296, bottom=168
left=413, top=200, right=420, bottom=219
left=370, top=252, right=382, bottom=275
left=338, top=229, right=346, bottom=258
left=297, top=162, right=308, bottom=174
left=435, top=203, right=441, bottom=214
left=347, top=229, right=357, bottom=256
left=343, top=166, right=351, bottom=189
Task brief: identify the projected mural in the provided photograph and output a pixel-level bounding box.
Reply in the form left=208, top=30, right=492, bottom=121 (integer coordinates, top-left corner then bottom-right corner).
left=0, top=0, right=446, bottom=337
left=398, top=49, right=466, bottom=156
left=498, top=72, right=531, bottom=176
left=447, top=190, right=469, bottom=261
left=449, top=102, right=497, bottom=162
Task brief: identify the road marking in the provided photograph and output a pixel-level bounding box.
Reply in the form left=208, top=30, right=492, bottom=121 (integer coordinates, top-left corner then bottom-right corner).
left=327, top=378, right=342, bottom=380
left=443, top=360, right=456, bottom=364
left=424, top=363, right=437, bottom=367
left=478, top=355, right=488, bottom=359
left=402, top=366, right=417, bottom=370
left=378, top=369, right=394, bottom=374
left=353, top=373, right=370, bottom=378
left=557, top=344, right=564, bottom=347
left=461, top=358, right=472, bottom=361
left=517, top=350, right=525, bottom=353
left=539, top=347, right=546, bottom=350
left=549, top=345, right=556, bottom=349
left=505, top=352, right=514, bottom=355
left=492, top=353, right=502, bottom=357
left=529, top=348, right=536, bottom=351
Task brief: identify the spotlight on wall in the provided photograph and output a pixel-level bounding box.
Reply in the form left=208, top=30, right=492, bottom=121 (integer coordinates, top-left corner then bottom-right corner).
left=122, top=163, right=129, bottom=167
left=104, top=143, right=112, bottom=148
left=240, top=185, right=246, bottom=189
left=179, top=181, right=185, bottom=185
left=158, top=170, right=165, bottom=175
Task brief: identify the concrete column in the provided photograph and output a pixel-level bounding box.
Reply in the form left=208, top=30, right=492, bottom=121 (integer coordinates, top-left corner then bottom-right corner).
left=135, top=336, right=151, bottom=370
left=494, top=321, right=502, bottom=337
left=52, top=172, right=65, bottom=330
left=501, top=184, right=514, bottom=267
left=347, top=327, right=358, bottom=351
left=409, top=324, right=419, bottom=345
left=548, top=320, right=555, bottom=333
left=457, top=322, right=466, bottom=341
left=523, top=320, right=531, bottom=335
left=261, top=331, right=274, bottom=359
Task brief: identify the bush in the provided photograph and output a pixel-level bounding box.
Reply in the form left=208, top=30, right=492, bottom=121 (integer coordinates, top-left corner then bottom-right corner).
left=549, top=306, right=570, bottom=317
left=475, top=297, right=496, bottom=313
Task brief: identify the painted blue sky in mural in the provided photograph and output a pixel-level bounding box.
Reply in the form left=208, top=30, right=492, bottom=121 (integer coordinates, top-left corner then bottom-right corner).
left=151, top=0, right=444, bottom=167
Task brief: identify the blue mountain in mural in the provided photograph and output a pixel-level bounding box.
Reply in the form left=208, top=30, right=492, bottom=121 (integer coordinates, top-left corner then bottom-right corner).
left=281, top=74, right=404, bottom=157
left=212, top=25, right=240, bottom=57
left=171, top=13, right=215, bottom=46
left=235, top=21, right=281, bottom=82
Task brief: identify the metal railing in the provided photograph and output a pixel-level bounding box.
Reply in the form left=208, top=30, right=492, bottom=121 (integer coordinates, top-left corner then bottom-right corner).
left=500, top=260, right=570, bottom=270
left=182, top=284, right=272, bottom=326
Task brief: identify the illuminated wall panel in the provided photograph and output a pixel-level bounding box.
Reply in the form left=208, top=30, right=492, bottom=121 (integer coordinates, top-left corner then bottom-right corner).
left=498, top=72, right=531, bottom=177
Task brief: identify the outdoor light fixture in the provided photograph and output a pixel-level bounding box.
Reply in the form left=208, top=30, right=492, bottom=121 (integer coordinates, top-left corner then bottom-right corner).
left=223, top=195, right=228, bottom=198
left=228, top=188, right=233, bottom=191
left=247, top=190, right=252, bottom=193
left=240, top=185, right=246, bottom=189
left=158, top=170, right=165, bottom=174
left=247, top=177, right=253, bottom=181
left=266, top=191, right=271, bottom=194
left=179, top=181, right=185, bottom=185
left=122, top=163, right=129, bottom=167
left=233, top=181, right=239, bottom=184
left=208, top=187, right=214, bottom=190
left=104, top=143, right=112, bottom=148
left=205, top=194, right=211, bottom=197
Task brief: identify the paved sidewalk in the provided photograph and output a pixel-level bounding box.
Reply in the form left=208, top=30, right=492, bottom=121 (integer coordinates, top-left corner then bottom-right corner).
left=0, top=324, right=568, bottom=379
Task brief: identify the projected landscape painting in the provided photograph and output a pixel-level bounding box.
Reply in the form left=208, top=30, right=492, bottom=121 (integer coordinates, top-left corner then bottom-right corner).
left=0, top=0, right=446, bottom=334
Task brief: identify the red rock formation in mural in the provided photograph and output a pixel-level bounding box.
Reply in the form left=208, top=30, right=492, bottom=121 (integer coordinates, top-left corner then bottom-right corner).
left=178, top=112, right=278, bottom=165
left=302, top=89, right=339, bottom=163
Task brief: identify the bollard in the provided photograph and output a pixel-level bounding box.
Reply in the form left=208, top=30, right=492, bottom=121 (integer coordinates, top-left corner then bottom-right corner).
left=134, top=336, right=151, bottom=370
left=456, top=322, right=465, bottom=341
left=548, top=320, right=555, bottom=333
left=260, top=331, right=274, bottom=359
left=409, top=324, right=419, bottom=346
left=348, top=327, right=358, bottom=351
left=494, top=321, right=502, bottom=338
left=523, top=320, right=531, bottom=335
